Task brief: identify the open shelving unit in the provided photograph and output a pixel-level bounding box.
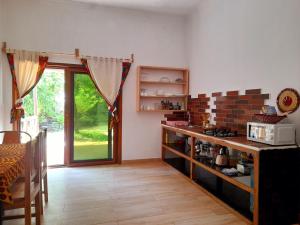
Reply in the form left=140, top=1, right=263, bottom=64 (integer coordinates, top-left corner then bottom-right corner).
left=162, top=143, right=253, bottom=194
left=161, top=124, right=257, bottom=224
left=161, top=124, right=300, bottom=225
left=136, top=65, right=189, bottom=112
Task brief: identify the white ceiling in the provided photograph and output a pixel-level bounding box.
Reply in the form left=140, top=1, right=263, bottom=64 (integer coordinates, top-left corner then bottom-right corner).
left=58, top=0, right=201, bottom=15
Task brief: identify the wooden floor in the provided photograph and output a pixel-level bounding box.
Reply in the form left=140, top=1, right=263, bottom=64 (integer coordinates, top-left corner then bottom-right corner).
left=4, top=160, right=247, bottom=225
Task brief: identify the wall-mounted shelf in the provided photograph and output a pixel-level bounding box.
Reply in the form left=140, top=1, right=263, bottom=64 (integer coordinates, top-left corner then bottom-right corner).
left=140, top=110, right=186, bottom=113
left=140, top=95, right=188, bottom=98
left=140, top=81, right=186, bottom=85
left=137, top=65, right=189, bottom=112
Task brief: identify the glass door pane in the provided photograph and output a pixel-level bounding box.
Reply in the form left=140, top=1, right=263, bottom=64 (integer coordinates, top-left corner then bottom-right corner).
left=22, top=69, right=65, bottom=166
left=72, top=73, right=112, bottom=162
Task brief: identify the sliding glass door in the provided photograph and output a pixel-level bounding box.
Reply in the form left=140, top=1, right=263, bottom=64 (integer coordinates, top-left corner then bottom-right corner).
left=19, top=64, right=121, bottom=167
left=70, top=73, right=113, bottom=163
left=22, top=69, right=65, bottom=166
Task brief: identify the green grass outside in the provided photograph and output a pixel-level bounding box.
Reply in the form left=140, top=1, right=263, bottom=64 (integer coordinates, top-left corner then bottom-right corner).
left=74, top=122, right=110, bottom=161
left=74, top=142, right=109, bottom=160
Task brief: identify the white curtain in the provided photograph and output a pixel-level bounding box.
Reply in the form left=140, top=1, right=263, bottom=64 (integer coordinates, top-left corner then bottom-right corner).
left=86, top=57, right=123, bottom=107
left=13, top=50, right=40, bottom=102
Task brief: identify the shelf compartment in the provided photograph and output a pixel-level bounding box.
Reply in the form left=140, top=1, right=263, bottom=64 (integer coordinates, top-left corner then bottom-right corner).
left=138, top=65, right=188, bottom=71
left=140, top=110, right=186, bottom=113
left=140, top=95, right=187, bottom=98
left=192, top=158, right=253, bottom=194
left=163, top=148, right=191, bottom=178
left=140, top=81, right=186, bottom=85
left=162, top=144, right=191, bottom=160
left=137, top=65, right=189, bottom=112
left=193, top=166, right=253, bottom=221
left=162, top=124, right=259, bottom=155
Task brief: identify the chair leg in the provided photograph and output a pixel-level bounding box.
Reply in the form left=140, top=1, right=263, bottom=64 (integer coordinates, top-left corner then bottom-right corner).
left=0, top=203, right=3, bottom=225
left=35, top=193, right=41, bottom=225
left=40, top=187, right=44, bottom=215
left=25, top=200, right=31, bottom=225
left=43, top=174, right=48, bottom=203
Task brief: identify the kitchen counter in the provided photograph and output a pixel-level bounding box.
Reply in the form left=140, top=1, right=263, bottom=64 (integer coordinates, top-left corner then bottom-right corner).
left=161, top=124, right=300, bottom=225
left=162, top=124, right=299, bottom=152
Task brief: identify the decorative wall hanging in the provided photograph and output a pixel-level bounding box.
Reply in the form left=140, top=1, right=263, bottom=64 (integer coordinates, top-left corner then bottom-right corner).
left=277, top=88, right=300, bottom=113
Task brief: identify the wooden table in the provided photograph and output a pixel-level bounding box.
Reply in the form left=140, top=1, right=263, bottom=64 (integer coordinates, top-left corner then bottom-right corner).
left=0, top=144, right=26, bottom=224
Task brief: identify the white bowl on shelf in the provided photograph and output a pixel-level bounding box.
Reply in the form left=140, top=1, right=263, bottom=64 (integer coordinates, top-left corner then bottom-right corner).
left=174, top=93, right=185, bottom=96
left=160, top=77, right=170, bottom=83
left=164, top=93, right=173, bottom=97
left=147, top=90, right=156, bottom=96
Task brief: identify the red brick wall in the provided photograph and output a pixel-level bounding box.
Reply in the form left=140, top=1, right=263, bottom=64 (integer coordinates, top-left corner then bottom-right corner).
left=211, top=89, right=269, bottom=135
left=164, top=111, right=188, bottom=121
left=187, top=94, right=210, bottom=126
left=162, top=89, right=269, bottom=135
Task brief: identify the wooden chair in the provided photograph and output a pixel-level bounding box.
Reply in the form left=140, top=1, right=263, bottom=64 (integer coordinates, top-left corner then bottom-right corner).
left=1, top=131, right=21, bottom=144
left=0, top=131, right=31, bottom=144
left=0, top=130, right=49, bottom=214
left=2, top=133, right=42, bottom=225
left=40, top=128, right=48, bottom=215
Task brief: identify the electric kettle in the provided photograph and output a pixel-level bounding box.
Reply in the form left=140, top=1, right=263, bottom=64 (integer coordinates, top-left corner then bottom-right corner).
left=215, top=147, right=228, bottom=166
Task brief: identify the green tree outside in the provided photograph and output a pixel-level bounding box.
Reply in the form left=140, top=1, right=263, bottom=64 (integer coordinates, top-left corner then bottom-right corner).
left=23, top=70, right=110, bottom=160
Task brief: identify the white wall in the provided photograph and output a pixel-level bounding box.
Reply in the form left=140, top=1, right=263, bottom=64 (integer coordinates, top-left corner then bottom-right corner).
left=1, top=0, right=187, bottom=159
left=187, top=0, right=300, bottom=141
left=4, top=0, right=299, bottom=158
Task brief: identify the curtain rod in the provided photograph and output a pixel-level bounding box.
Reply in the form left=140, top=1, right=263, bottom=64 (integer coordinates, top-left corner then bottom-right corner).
left=1, top=42, right=134, bottom=63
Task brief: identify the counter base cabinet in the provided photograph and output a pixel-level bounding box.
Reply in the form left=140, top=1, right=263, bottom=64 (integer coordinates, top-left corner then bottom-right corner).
left=164, top=150, right=190, bottom=178
left=193, top=167, right=253, bottom=221
left=259, top=149, right=300, bottom=225
left=162, top=125, right=300, bottom=225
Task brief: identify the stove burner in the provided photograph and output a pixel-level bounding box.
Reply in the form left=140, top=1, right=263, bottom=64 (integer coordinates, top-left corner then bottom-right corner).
left=204, top=128, right=237, bottom=137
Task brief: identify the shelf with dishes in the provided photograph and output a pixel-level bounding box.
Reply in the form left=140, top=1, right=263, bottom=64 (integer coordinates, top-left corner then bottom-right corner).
left=162, top=142, right=253, bottom=194
left=139, top=109, right=186, bottom=113
left=191, top=158, right=252, bottom=193
left=140, top=94, right=187, bottom=98
left=140, top=80, right=186, bottom=85
left=137, top=65, right=189, bottom=112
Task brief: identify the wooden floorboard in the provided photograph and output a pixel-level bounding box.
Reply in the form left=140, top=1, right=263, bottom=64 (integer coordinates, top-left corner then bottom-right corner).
left=4, top=160, right=247, bottom=225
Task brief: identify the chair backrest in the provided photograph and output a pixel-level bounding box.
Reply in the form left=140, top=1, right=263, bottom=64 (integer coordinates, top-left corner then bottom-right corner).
left=40, top=129, right=48, bottom=171
left=0, top=131, right=31, bottom=144
left=24, top=133, right=41, bottom=201
left=1, top=131, right=21, bottom=144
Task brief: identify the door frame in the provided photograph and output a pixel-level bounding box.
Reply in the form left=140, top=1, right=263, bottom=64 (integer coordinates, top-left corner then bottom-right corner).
left=13, top=62, right=122, bottom=167
left=67, top=70, right=122, bottom=166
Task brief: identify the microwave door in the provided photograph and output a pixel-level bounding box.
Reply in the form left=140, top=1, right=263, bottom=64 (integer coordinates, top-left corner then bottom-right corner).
left=276, top=127, right=295, bottom=145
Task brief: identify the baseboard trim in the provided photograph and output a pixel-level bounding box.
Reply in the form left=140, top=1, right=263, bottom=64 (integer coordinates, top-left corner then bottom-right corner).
left=122, top=158, right=161, bottom=164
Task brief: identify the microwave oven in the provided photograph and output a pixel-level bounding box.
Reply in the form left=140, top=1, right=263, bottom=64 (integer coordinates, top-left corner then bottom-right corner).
left=247, top=122, right=296, bottom=145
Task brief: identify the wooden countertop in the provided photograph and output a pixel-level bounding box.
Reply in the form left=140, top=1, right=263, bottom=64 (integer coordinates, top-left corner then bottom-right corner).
left=162, top=124, right=299, bottom=152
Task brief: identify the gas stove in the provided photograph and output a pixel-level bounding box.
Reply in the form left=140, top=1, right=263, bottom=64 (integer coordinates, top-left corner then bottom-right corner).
left=203, top=128, right=238, bottom=137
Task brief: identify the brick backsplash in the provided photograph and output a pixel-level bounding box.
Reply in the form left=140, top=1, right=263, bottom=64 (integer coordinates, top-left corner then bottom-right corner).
left=187, top=94, right=210, bottom=126
left=164, top=111, right=188, bottom=121
left=162, top=89, right=269, bottom=135
left=211, top=89, right=269, bottom=135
